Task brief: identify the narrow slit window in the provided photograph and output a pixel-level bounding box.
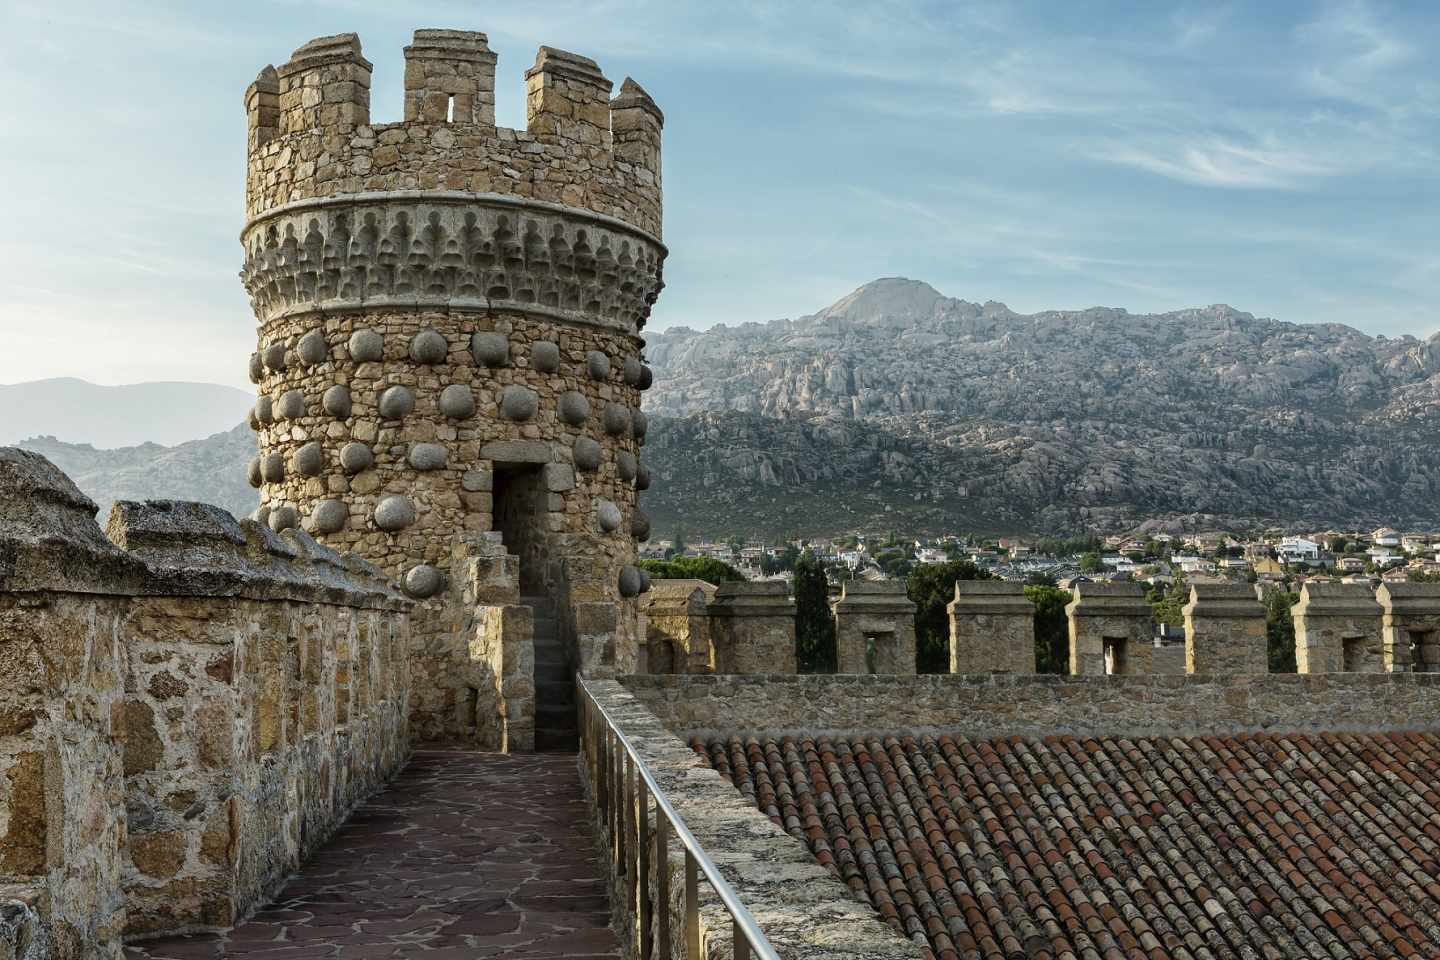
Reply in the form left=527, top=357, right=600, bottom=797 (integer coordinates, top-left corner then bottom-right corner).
left=447, top=94, right=456, bottom=123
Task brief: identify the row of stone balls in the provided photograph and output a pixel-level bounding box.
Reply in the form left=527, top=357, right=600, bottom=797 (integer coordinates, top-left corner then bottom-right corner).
left=250, top=327, right=655, bottom=389
left=249, top=434, right=651, bottom=492
left=249, top=379, right=649, bottom=441
left=395, top=560, right=653, bottom=601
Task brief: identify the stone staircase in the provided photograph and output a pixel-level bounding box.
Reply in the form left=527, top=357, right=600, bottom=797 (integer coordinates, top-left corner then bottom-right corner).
left=526, top=594, right=578, bottom=752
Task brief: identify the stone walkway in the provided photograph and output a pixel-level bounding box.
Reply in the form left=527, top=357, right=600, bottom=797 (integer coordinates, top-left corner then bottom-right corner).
left=126, top=751, right=620, bottom=960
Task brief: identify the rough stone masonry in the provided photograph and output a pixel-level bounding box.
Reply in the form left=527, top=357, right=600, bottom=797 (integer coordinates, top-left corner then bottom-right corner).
left=240, top=29, right=666, bottom=744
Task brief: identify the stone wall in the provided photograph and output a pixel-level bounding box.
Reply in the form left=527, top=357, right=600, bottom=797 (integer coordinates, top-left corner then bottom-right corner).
left=1293, top=582, right=1383, bottom=674
left=241, top=28, right=665, bottom=744
left=707, top=582, right=796, bottom=674
left=947, top=581, right=1034, bottom=674
left=579, top=679, right=925, bottom=960
left=1183, top=583, right=1266, bottom=674
left=621, top=673, right=1440, bottom=741
left=0, top=450, right=411, bottom=959
left=831, top=581, right=916, bottom=675
left=1065, top=582, right=1153, bottom=676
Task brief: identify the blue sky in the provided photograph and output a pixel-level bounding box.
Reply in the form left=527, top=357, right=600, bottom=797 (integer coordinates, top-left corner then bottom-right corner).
left=0, top=0, right=1435, bottom=389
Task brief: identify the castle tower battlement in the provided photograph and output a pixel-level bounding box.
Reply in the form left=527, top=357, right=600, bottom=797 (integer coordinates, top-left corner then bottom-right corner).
left=239, top=28, right=664, bottom=744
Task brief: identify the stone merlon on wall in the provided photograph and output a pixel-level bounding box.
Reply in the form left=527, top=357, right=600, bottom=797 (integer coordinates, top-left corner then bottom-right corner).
left=831, top=580, right=916, bottom=675
left=948, top=580, right=1034, bottom=675
left=1292, top=581, right=1383, bottom=674
left=1377, top=582, right=1440, bottom=673
left=707, top=581, right=796, bottom=674
left=1065, top=581, right=1154, bottom=676
left=1182, top=582, right=1266, bottom=675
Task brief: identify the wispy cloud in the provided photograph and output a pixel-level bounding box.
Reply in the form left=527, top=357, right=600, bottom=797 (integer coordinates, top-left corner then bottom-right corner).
left=1092, top=135, right=1346, bottom=189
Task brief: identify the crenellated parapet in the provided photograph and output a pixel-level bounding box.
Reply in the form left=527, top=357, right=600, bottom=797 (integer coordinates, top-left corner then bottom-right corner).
left=0, top=449, right=412, bottom=954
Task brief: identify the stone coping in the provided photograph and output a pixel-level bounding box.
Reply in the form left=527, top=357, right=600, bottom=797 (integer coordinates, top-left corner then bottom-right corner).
left=620, top=672, right=1440, bottom=741
left=584, top=678, right=924, bottom=959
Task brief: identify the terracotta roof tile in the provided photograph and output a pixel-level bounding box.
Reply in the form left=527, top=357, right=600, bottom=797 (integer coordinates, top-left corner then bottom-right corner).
left=697, top=731, right=1440, bottom=960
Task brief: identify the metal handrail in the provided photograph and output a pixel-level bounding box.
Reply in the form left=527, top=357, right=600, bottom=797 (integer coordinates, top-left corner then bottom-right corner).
left=579, top=676, right=781, bottom=960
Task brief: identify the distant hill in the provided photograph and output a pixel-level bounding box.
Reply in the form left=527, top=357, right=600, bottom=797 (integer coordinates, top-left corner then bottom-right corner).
left=18, top=425, right=259, bottom=522
left=0, top=378, right=252, bottom=448
left=641, top=278, right=1440, bottom=536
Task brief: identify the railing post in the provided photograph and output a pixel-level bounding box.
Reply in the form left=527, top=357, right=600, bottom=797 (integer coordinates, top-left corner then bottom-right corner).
left=656, top=811, right=672, bottom=958
left=625, top=753, right=637, bottom=902
left=685, top=850, right=701, bottom=959
left=611, top=734, right=623, bottom=865
left=638, top=778, right=653, bottom=960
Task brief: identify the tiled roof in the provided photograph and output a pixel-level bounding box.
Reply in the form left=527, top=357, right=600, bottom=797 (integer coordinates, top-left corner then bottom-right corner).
left=696, top=731, right=1440, bottom=960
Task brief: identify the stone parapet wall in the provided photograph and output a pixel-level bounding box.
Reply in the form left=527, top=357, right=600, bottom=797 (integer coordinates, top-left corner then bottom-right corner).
left=579, top=679, right=925, bottom=960
left=0, top=450, right=412, bottom=959
left=1378, top=582, right=1440, bottom=672
left=641, top=579, right=715, bottom=674
left=621, top=673, right=1440, bottom=741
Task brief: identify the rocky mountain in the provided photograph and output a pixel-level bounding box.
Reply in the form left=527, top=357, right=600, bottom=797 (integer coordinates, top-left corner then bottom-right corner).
left=18, top=426, right=259, bottom=521
left=0, top=378, right=253, bottom=449
left=640, top=278, right=1440, bottom=537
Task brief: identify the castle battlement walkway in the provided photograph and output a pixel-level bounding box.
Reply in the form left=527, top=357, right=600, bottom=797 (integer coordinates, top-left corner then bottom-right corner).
left=125, top=752, right=619, bottom=960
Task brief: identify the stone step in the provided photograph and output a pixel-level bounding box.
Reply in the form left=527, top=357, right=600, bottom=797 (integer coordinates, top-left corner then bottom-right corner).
left=534, top=728, right=580, bottom=753
left=538, top=679, right=575, bottom=705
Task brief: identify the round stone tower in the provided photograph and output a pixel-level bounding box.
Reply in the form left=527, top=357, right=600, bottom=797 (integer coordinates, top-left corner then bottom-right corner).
left=239, top=29, right=663, bottom=743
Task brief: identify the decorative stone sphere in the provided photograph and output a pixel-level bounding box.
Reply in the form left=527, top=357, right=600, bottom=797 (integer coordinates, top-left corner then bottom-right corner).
left=260, top=453, right=286, bottom=483
left=278, top=389, right=307, bottom=420
left=247, top=406, right=261, bottom=432
left=438, top=384, right=475, bottom=419
left=531, top=340, right=560, bottom=373
left=471, top=332, right=510, bottom=367
left=340, top=442, right=374, bottom=474
left=248, top=352, right=264, bottom=383
left=632, top=410, right=648, bottom=440
left=618, top=566, right=642, bottom=598
left=322, top=385, right=352, bottom=418
left=602, top=403, right=631, bottom=436
left=596, top=499, right=622, bottom=533
left=378, top=385, right=415, bottom=420
left=268, top=504, right=299, bottom=532
left=349, top=329, right=384, bottom=362
left=254, top=395, right=274, bottom=425
left=309, top=499, right=348, bottom=535
left=293, top=442, right=324, bottom=477
left=616, top=451, right=638, bottom=482
left=298, top=329, right=328, bottom=366
left=638, top=365, right=654, bottom=391
left=403, top=564, right=445, bottom=599
left=500, top=385, right=539, bottom=422
left=638, top=568, right=652, bottom=594
left=374, top=495, right=416, bottom=532
left=557, top=391, right=590, bottom=426
left=408, top=443, right=448, bottom=471
left=586, top=350, right=611, bottom=380
left=623, top=357, right=644, bottom=386
left=247, top=457, right=262, bottom=488
left=410, top=329, right=449, bottom=365
left=573, top=437, right=602, bottom=472
left=263, top=342, right=288, bottom=372
left=252, top=504, right=271, bottom=526
left=631, top=511, right=652, bottom=541
left=636, top=465, right=652, bottom=491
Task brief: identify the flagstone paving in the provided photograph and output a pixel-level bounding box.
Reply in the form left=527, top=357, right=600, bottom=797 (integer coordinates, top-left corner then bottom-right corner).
left=125, top=751, right=619, bottom=960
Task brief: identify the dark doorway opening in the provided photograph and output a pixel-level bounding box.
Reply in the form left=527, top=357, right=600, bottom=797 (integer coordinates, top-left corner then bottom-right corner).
left=492, top=462, right=546, bottom=594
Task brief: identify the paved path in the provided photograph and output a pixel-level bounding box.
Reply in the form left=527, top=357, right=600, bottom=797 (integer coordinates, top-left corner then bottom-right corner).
left=127, top=752, right=620, bottom=960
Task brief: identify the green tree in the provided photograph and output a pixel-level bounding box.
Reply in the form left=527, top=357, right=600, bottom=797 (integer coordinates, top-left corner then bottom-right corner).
left=1079, top=552, right=1105, bottom=573
left=1263, top=585, right=1299, bottom=673
left=1147, top=577, right=1188, bottom=627
left=668, top=523, right=688, bottom=559
left=1026, top=585, right=1072, bottom=674
left=639, top=557, right=746, bottom=583
left=907, top=560, right=995, bottom=673
left=793, top=552, right=836, bottom=673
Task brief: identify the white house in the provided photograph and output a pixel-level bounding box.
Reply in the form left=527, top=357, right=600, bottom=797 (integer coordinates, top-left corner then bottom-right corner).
left=1278, top=537, right=1320, bottom=563
left=1372, top=528, right=1401, bottom=548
